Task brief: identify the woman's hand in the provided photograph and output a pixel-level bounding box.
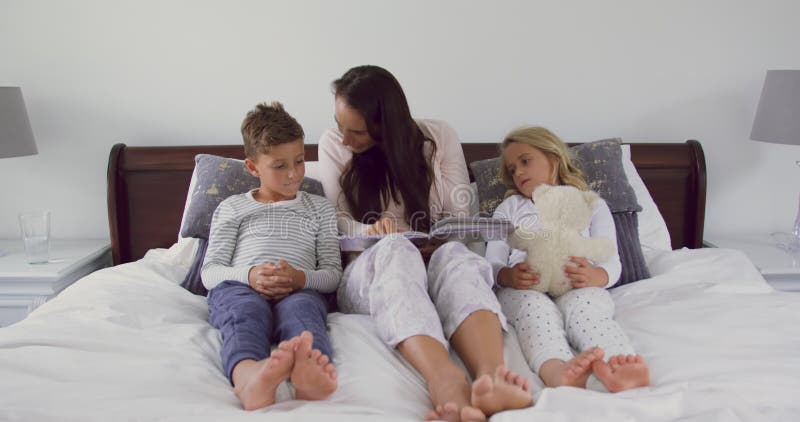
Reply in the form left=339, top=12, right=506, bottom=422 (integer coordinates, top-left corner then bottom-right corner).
left=564, top=257, right=609, bottom=288
left=498, top=263, right=540, bottom=290
left=366, top=217, right=400, bottom=235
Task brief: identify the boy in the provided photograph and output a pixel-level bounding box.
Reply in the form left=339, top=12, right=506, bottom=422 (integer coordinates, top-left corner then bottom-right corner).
left=202, top=102, right=342, bottom=410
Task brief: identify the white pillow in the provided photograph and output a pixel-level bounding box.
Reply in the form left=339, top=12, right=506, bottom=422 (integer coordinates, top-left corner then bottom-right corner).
left=178, top=160, right=321, bottom=241
left=620, top=145, right=672, bottom=251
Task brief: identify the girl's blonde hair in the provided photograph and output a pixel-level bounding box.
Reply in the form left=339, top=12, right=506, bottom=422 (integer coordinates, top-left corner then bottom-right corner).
left=499, top=126, right=587, bottom=196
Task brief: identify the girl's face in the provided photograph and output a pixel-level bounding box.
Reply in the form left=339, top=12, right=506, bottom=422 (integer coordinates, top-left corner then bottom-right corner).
left=334, top=96, right=376, bottom=154
left=502, top=142, right=557, bottom=198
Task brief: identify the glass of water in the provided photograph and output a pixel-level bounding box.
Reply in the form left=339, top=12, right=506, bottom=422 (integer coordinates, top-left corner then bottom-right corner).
left=18, top=211, right=51, bottom=264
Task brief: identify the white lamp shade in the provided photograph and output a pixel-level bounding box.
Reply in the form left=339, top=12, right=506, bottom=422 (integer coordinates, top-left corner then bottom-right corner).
left=0, top=87, right=38, bottom=158
left=750, top=70, right=800, bottom=146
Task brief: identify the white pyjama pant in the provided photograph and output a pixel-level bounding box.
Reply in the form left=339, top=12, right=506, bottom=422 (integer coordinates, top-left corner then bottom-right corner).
left=497, top=287, right=635, bottom=373
left=337, top=235, right=507, bottom=348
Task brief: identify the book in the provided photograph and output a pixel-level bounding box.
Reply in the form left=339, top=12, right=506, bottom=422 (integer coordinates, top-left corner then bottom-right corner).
left=338, top=216, right=515, bottom=252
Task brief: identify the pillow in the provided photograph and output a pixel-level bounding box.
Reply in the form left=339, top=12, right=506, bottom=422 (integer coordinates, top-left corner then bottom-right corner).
left=180, top=154, right=324, bottom=239
left=465, top=182, right=488, bottom=257
left=469, top=138, right=649, bottom=284
left=612, top=212, right=651, bottom=285
left=179, top=238, right=209, bottom=296
left=469, top=157, right=510, bottom=217
left=469, top=138, right=641, bottom=216
left=620, top=145, right=672, bottom=251
left=570, top=138, right=641, bottom=213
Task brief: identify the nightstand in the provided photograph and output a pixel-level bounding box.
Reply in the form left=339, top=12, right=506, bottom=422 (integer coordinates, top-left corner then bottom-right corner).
left=0, top=239, right=112, bottom=327
left=704, top=234, right=800, bottom=292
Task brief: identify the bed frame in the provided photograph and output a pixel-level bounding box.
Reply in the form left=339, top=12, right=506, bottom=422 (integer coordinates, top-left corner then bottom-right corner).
left=107, top=141, right=706, bottom=265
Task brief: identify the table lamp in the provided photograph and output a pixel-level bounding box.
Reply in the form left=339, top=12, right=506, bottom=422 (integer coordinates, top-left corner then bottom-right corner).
left=0, top=87, right=38, bottom=257
left=750, top=70, right=800, bottom=251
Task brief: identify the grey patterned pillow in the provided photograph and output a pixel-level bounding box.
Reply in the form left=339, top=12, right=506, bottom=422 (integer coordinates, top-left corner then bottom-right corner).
left=611, top=212, right=651, bottom=285
left=180, top=154, right=325, bottom=239
left=469, top=138, right=641, bottom=216
left=469, top=157, right=512, bottom=217
left=571, top=138, right=641, bottom=213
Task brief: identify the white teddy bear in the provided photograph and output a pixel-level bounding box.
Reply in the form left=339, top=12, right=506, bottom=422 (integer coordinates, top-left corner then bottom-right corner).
left=508, top=184, right=615, bottom=297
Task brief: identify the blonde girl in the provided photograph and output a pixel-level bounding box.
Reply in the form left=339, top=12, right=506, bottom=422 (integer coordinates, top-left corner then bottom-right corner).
left=485, top=126, right=650, bottom=392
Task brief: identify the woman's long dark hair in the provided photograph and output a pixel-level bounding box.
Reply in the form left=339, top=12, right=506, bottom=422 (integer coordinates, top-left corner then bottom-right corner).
left=334, top=65, right=436, bottom=232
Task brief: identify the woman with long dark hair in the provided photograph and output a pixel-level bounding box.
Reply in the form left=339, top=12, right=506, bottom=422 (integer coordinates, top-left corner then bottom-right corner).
left=318, top=65, right=532, bottom=421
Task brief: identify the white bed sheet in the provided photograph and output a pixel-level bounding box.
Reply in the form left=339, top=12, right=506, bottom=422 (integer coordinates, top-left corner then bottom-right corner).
left=1, top=245, right=799, bottom=421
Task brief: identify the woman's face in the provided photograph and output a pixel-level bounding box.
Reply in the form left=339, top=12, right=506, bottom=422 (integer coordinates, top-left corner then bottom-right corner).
left=334, top=96, right=376, bottom=154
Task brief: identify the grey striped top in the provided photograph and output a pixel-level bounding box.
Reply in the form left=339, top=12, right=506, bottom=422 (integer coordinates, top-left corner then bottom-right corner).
left=201, top=190, right=342, bottom=292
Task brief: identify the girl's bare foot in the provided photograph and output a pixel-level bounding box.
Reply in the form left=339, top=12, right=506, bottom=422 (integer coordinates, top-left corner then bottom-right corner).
left=423, top=366, right=473, bottom=422
left=540, top=347, right=604, bottom=388
left=470, top=365, right=533, bottom=416
left=233, top=340, right=296, bottom=410
left=290, top=331, right=338, bottom=400
left=592, top=354, right=650, bottom=392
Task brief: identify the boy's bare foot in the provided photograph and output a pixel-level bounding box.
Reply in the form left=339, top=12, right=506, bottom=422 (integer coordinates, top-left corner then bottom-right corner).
left=540, top=347, right=604, bottom=388
left=461, top=406, right=488, bottom=422
left=423, top=366, right=473, bottom=422
left=290, top=331, right=337, bottom=400
left=470, top=365, right=533, bottom=416
left=427, top=404, right=487, bottom=422
left=233, top=339, right=296, bottom=410
left=426, top=402, right=486, bottom=422
left=592, top=354, right=650, bottom=393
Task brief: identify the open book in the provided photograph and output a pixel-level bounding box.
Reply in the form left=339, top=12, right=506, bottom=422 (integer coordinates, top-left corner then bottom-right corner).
left=338, top=216, right=515, bottom=252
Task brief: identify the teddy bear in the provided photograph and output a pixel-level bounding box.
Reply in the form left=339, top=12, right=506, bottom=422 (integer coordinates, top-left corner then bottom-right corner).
left=508, top=184, right=615, bottom=297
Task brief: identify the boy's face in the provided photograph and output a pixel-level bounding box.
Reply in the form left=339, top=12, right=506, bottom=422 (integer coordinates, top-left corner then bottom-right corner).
left=244, top=139, right=305, bottom=201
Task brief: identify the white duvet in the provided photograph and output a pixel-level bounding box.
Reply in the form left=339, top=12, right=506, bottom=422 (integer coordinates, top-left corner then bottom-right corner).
left=1, top=244, right=799, bottom=422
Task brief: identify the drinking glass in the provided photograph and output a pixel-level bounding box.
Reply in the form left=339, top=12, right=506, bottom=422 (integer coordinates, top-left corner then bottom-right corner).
left=18, top=211, right=51, bottom=264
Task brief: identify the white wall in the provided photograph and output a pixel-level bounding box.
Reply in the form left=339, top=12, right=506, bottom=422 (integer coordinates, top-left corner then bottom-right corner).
left=1, top=0, right=799, bottom=240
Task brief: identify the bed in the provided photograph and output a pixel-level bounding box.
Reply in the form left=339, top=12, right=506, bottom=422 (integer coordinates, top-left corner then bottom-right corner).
left=1, top=140, right=799, bottom=422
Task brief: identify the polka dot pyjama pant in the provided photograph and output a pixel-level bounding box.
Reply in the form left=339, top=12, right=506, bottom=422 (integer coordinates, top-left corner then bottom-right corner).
left=497, top=286, right=635, bottom=374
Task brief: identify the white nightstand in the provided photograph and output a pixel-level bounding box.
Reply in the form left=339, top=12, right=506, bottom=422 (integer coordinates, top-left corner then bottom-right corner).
left=0, top=239, right=112, bottom=327
left=704, top=234, right=800, bottom=292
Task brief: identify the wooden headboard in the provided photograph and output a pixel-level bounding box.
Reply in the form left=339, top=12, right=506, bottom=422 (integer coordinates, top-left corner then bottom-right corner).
left=107, top=141, right=706, bottom=265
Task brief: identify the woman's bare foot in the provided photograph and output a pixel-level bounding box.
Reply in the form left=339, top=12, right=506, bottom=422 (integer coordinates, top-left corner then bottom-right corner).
left=290, top=331, right=338, bottom=400
left=232, top=340, right=296, bottom=410
left=592, top=354, right=650, bottom=392
left=423, top=366, right=473, bottom=422
left=540, top=347, right=604, bottom=388
left=470, top=365, right=533, bottom=416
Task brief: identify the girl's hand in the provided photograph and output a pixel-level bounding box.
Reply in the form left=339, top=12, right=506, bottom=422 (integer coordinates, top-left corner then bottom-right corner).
left=564, top=257, right=609, bottom=288
left=248, top=262, right=295, bottom=300
left=498, top=263, right=540, bottom=290
left=366, top=217, right=400, bottom=235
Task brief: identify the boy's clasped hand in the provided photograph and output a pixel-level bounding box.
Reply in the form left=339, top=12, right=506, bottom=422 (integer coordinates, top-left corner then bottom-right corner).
left=248, top=260, right=305, bottom=301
